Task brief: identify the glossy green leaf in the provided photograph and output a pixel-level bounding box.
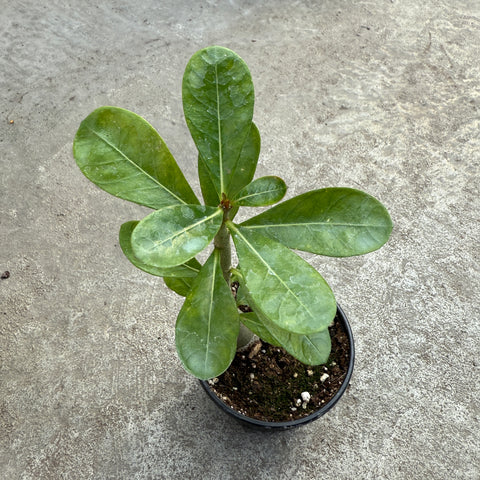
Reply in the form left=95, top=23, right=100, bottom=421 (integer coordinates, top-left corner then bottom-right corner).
left=233, top=176, right=287, bottom=207
left=241, top=188, right=393, bottom=257
left=164, top=276, right=195, bottom=297
left=226, top=122, right=261, bottom=197
left=183, top=46, right=254, bottom=198
left=73, top=106, right=199, bottom=209
left=198, top=154, right=220, bottom=206
left=119, top=221, right=201, bottom=278
left=239, top=312, right=281, bottom=347
left=227, top=223, right=337, bottom=335
left=241, top=309, right=331, bottom=365
left=175, top=250, right=240, bottom=379
left=198, top=122, right=261, bottom=206
left=276, top=327, right=331, bottom=365
left=237, top=280, right=332, bottom=364
left=131, top=205, right=223, bottom=268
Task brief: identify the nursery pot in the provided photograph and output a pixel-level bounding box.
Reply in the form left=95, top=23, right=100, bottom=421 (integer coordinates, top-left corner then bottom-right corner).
left=200, top=305, right=354, bottom=430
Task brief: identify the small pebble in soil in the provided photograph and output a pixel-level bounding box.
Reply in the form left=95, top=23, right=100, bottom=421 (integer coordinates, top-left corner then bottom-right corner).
left=249, top=373, right=255, bottom=380
left=301, top=391, right=311, bottom=403
left=307, top=369, right=314, bottom=376
left=295, top=398, right=302, bottom=406
left=293, top=372, right=298, bottom=378
left=248, top=342, right=262, bottom=359
left=320, top=373, right=330, bottom=382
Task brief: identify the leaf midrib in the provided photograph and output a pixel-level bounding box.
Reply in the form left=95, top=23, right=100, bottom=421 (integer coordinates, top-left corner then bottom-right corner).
left=235, top=185, right=283, bottom=203
left=214, top=64, right=224, bottom=195
left=147, top=209, right=222, bottom=250
left=242, top=221, right=387, bottom=229
left=204, top=252, right=218, bottom=374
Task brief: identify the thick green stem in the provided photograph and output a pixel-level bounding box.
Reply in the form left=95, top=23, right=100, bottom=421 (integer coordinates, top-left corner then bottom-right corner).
left=214, top=211, right=231, bottom=284
left=215, top=207, right=255, bottom=349
left=236, top=323, right=255, bottom=350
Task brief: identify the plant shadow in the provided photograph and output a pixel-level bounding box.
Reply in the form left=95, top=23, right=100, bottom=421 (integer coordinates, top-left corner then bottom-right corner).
left=122, top=381, right=327, bottom=478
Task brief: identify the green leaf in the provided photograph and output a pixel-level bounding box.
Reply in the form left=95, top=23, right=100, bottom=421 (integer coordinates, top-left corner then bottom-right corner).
left=198, top=154, right=220, bottom=206
left=241, top=188, right=393, bottom=257
left=131, top=205, right=223, bottom=268
left=276, top=327, right=331, bottom=365
left=73, top=106, right=199, bottom=209
left=198, top=122, right=261, bottom=206
left=119, top=221, right=201, bottom=277
left=226, top=122, right=261, bottom=197
left=233, top=176, right=287, bottom=207
left=175, top=250, right=240, bottom=379
left=164, top=276, right=195, bottom=297
left=237, top=280, right=332, bottom=364
left=241, top=309, right=331, bottom=365
left=183, top=46, right=254, bottom=198
left=227, top=223, right=337, bottom=335
left=239, top=312, right=281, bottom=347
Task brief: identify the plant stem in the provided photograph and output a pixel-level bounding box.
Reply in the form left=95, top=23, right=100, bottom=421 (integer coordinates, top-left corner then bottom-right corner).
left=215, top=206, right=255, bottom=349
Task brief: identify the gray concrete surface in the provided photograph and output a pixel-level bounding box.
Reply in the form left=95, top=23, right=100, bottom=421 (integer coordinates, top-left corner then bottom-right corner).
left=1, top=1, right=479, bottom=478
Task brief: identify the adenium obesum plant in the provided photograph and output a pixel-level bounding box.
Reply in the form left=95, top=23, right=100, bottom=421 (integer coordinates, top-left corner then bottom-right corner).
left=73, top=46, right=392, bottom=380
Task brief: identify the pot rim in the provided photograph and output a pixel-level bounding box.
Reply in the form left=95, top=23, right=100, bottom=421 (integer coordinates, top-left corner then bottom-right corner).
left=200, top=304, right=355, bottom=430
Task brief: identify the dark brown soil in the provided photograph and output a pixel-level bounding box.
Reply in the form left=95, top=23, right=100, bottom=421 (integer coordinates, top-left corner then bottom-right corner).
left=207, top=312, right=351, bottom=422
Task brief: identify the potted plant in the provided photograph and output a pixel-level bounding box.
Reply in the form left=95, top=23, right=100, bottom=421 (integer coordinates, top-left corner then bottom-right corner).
left=73, top=46, right=392, bottom=429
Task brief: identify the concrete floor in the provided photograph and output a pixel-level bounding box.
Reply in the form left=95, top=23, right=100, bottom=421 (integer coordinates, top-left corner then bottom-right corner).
left=1, top=1, right=479, bottom=478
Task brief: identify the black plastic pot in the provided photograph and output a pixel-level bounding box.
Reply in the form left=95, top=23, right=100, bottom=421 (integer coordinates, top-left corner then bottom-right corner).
left=200, top=305, right=355, bottom=430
